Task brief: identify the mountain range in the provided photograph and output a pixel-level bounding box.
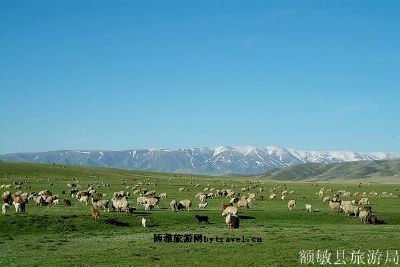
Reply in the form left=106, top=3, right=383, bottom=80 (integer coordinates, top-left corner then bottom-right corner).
left=0, top=146, right=398, bottom=175
left=261, top=158, right=400, bottom=182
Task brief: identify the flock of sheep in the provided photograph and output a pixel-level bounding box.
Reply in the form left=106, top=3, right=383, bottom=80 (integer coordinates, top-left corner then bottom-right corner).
left=1, top=179, right=398, bottom=229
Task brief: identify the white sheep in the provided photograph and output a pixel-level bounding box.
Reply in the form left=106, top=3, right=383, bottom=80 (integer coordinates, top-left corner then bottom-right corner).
left=198, top=202, right=208, bottom=210
left=329, top=200, right=341, bottom=212
left=287, top=200, right=296, bottom=211
left=305, top=204, right=312, bottom=212
left=79, top=195, right=89, bottom=205
left=237, top=198, right=249, bottom=209
left=92, top=199, right=110, bottom=212
left=111, top=196, right=129, bottom=212
left=222, top=206, right=238, bottom=216
left=142, top=217, right=147, bottom=227
left=178, top=199, right=192, bottom=211
left=2, top=203, right=9, bottom=215
left=341, top=203, right=360, bottom=217
left=170, top=200, right=178, bottom=211
left=358, top=198, right=369, bottom=205
left=199, top=194, right=207, bottom=203
left=359, top=210, right=370, bottom=223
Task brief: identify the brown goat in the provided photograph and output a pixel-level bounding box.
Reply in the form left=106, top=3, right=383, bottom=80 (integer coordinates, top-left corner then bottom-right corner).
left=64, top=198, right=72, bottom=207
left=91, top=208, right=100, bottom=221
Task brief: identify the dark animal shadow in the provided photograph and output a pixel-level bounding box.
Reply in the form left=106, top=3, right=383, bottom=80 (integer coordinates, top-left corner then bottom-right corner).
left=61, top=215, right=78, bottom=219
left=238, top=215, right=256, bottom=220
left=133, top=212, right=152, bottom=215
left=104, top=219, right=130, bottom=227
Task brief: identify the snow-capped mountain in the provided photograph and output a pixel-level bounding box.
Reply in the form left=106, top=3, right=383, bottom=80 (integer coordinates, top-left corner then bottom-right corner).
left=0, top=146, right=398, bottom=175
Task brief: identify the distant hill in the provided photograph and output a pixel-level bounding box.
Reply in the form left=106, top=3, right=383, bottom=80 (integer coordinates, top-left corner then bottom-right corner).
left=0, top=146, right=398, bottom=175
left=261, top=159, right=400, bottom=181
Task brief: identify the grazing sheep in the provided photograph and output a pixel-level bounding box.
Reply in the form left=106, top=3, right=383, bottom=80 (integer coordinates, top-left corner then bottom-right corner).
left=53, top=199, right=59, bottom=205
left=144, top=202, right=155, bottom=211
left=64, top=198, right=72, bottom=207
left=237, top=198, right=249, bottom=209
left=329, top=200, right=341, bottom=212
left=269, top=193, right=276, bottom=200
left=281, top=195, right=287, bottom=200
left=159, top=192, right=168, bottom=198
left=287, top=200, right=296, bottom=211
left=198, top=202, right=208, bottom=210
left=199, top=194, right=207, bottom=203
left=170, top=200, right=178, bottom=211
left=144, top=197, right=160, bottom=209
left=340, top=203, right=360, bottom=217
left=114, top=191, right=130, bottom=198
left=177, top=199, right=192, bottom=211
left=13, top=195, right=27, bottom=212
left=142, top=217, right=147, bottom=227
left=305, top=204, right=312, bottom=212
left=92, top=199, right=110, bottom=212
left=226, top=191, right=235, bottom=198
left=359, top=210, right=370, bottom=223
left=222, top=206, right=238, bottom=216
left=136, top=196, right=147, bottom=206
left=358, top=198, right=369, bottom=205
left=91, top=208, right=100, bottom=221
left=2, top=203, right=9, bottom=215
left=323, top=196, right=330, bottom=203
left=78, top=195, right=89, bottom=205
left=2, top=191, right=12, bottom=205
left=111, top=196, right=129, bottom=212
left=195, top=215, right=209, bottom=224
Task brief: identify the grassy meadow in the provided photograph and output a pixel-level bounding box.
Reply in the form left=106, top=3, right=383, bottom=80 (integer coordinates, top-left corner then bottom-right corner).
left=0, top=162, right=399, bottom=267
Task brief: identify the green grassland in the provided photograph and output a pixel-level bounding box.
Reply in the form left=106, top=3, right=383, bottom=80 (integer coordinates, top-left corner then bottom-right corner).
left=0, top=162, right=399, bottom=267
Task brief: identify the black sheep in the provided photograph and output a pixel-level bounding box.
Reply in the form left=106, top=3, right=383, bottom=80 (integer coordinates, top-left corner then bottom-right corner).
left=195, top=215, right=210, bottom=224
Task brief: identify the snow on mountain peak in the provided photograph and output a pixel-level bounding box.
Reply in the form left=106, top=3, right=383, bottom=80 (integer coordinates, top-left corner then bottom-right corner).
left=212, top=146, right=229, bottom=156
left=232, top=146, right=257, bottom=155
left=0, top=145, right=398, bottom=175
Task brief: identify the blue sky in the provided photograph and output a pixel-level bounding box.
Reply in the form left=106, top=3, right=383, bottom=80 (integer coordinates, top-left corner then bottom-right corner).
left=1, top=1, right=400, bottom=154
